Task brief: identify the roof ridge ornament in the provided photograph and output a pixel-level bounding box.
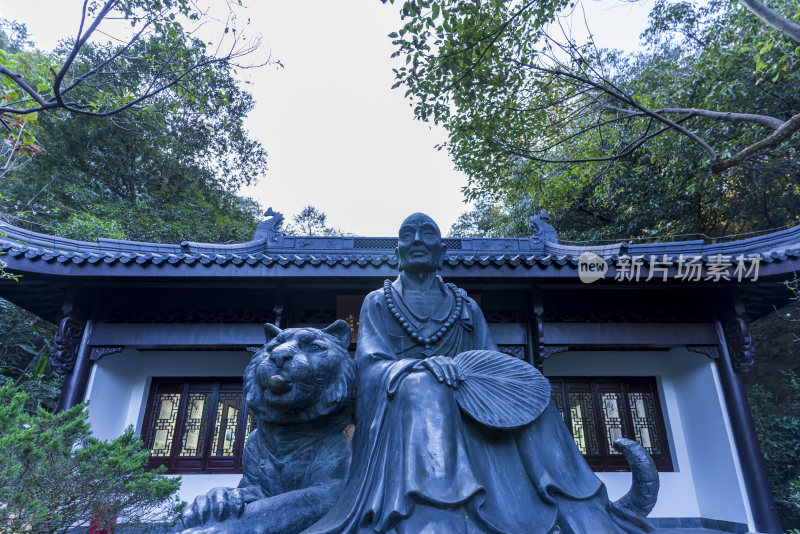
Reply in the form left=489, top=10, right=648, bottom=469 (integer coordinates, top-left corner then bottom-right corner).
left=530, top=210, right=559, bottom=244
left=253, top=207, right=285, bottom=242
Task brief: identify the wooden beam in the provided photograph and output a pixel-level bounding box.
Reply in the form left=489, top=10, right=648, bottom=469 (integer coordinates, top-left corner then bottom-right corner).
left=488, top=323, right=527, bottom=345
left=542, top=322, right=718, bottom=346
left=89, top=323, right=266, bottom=348
left=88, top=322, right=529, bottom=349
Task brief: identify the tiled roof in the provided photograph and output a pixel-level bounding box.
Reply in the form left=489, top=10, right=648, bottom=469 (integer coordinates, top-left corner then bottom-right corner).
left=2, top=219, right=799, bottom=275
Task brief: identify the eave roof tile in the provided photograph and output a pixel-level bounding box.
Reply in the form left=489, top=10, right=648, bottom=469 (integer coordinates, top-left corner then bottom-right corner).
left=1, top=220, right=798, bottom=278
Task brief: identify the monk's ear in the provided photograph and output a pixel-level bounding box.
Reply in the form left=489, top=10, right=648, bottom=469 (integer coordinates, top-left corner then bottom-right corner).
left=438, top=243, right=447, bottom=269
left=323, top=320, right=352, bottom=349
left=264, top=323, right=282, bottom=343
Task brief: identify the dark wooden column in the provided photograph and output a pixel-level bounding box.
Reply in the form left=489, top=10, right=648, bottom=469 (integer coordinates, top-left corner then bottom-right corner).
left=530, top=286, right=545, bottom=370
left=714, top=306, right=781, bottom=533
left=52, top=294, right=93, bottom=412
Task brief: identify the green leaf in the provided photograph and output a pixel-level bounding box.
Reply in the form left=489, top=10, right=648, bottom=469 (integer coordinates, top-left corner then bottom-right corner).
left=32, top=353, right=48, bottom=380
left=16, top=343, right=39, bottom=356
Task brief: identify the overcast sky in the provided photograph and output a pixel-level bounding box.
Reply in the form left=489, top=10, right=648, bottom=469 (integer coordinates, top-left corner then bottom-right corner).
left=0, top=0, right=653, bottom=236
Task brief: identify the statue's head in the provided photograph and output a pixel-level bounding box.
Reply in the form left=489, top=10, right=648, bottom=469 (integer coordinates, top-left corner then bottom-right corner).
left=245, top=320, right=355, bottom=424
left=397, top=212, right=445, bottom=273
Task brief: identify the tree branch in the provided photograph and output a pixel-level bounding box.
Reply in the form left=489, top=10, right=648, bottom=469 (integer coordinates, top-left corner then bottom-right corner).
left=53, top=1, right=119, bottom=110
left=530, top=111, right=649, bottom=154
left=739, top=0, right=800, bottom=43
left=710, top=111, right=800, bottom=172
left=55, top=16, right=156, bottom=101
left=511, top=58, right=720, bottom=161
left=657, top=107, right=784, bottom=129
left=3, top=121, right=27, bottom=169
left=59, top=56, right=224, bottom=118
left=0, top=66, right=50, bottom=108
left=489, top=121, right=676, bottom=164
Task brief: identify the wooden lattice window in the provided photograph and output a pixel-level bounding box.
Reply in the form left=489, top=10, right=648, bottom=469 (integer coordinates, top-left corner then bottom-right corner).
left=141, top=376, right=670, bottom=474
left=549, top=377, right=673, bottom=472
left=141, top=378, right=254, bottom=474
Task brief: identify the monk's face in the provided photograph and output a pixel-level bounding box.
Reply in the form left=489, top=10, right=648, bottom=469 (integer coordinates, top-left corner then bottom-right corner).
left=397, top=213, right=444, bottom=273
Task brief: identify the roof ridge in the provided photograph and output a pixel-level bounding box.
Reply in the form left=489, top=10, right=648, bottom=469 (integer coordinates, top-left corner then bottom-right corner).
left=2, top=218, right=799, bottom=270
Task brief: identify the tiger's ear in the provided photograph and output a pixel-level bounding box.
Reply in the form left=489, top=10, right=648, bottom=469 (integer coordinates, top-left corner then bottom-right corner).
left=264, top=323, right=282, bottom=343
left=323, top=320, right=352, bottom=349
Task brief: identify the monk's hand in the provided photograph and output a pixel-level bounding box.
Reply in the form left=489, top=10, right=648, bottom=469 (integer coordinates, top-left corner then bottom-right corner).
left=421, top=355, right=464, bottom=389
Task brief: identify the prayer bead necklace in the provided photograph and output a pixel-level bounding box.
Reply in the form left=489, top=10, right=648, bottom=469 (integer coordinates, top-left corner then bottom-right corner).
left=383, top=279, right=463, bottom=352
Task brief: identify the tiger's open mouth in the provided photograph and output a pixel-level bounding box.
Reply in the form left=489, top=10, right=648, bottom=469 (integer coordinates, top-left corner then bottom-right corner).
left=267, top=374, right=292, bottom=395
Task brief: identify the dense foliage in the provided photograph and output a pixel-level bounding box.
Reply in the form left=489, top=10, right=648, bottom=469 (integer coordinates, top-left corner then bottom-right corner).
left=0, top=300, right=59, bottom=411
left=0, top=382, right=183, bottom=533
left=387, top=0, right=800, bottom=241
left=748, top=281, right=800, bottom=528
left=1, top=25, right=266, bottom=244
left=0, top=13, right=266, bottom=242
left=747, top=372, right=800, bottom=528
left=0, top=0, right=264, bottom=179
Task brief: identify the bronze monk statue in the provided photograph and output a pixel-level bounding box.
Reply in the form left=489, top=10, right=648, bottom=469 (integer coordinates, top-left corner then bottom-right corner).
left=304, top=213, right=657, bottom=534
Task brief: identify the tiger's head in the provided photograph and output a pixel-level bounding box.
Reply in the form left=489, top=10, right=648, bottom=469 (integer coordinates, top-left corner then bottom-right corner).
left=244, top=320, right=355, bottom=424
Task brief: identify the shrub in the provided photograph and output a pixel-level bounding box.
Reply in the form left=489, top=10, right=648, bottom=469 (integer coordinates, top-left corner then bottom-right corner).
left=0, top=382, right=184, bottom=533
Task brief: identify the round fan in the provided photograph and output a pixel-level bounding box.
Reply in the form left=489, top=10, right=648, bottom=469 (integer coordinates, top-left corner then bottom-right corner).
left=453, top=350, right=551, bottom=429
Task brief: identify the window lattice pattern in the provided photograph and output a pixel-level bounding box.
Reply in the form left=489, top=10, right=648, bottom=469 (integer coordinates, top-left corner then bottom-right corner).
left=179, top=392, right=211, bottom=456
left=245, top=411, right=256, bottom=446
left=351, top=237, right=463, bottom=250
left=211, top=392, right=243, bottom=456
left=353, top=238, right=397, bottom=249
left=600, top=392, right=628, bottom=455
left=147, top=393, right=180, bottom=456
left=143, top=380, right=254, bottom=474
left=568, top=392, right=600, bottom=455
left=629, top=392, right=663, bottom=455
left=442, top=238, right=463, bottom=250
left=548, top=377, right=672, bottom=471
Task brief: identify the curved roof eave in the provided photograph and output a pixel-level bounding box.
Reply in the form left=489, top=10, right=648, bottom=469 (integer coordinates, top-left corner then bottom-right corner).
left=1, top=219, right=798, bottom=280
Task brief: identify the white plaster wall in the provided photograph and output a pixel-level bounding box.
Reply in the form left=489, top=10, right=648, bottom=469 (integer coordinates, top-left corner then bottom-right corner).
left=669, top=351, right=752, bottom=527
left=544, top=349, right=750, bottom=525
left=84, top=349, right=253, bottom=503
left=177, top=474, right=242, bottom=501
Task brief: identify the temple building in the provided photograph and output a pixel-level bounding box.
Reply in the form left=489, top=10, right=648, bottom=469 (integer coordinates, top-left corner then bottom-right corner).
left=1, top=212, right=798, bottom=534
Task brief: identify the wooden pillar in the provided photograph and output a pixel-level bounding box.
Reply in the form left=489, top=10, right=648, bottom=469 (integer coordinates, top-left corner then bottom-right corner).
left=52, top=293, right=94, bottom=412
left=273, top=286, right=286, bottom=328
left=530, top=286, right=545, bottom=370
left=55, top=319, right=93, bottom=412
left=715, top=313, right=781, bottom=533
